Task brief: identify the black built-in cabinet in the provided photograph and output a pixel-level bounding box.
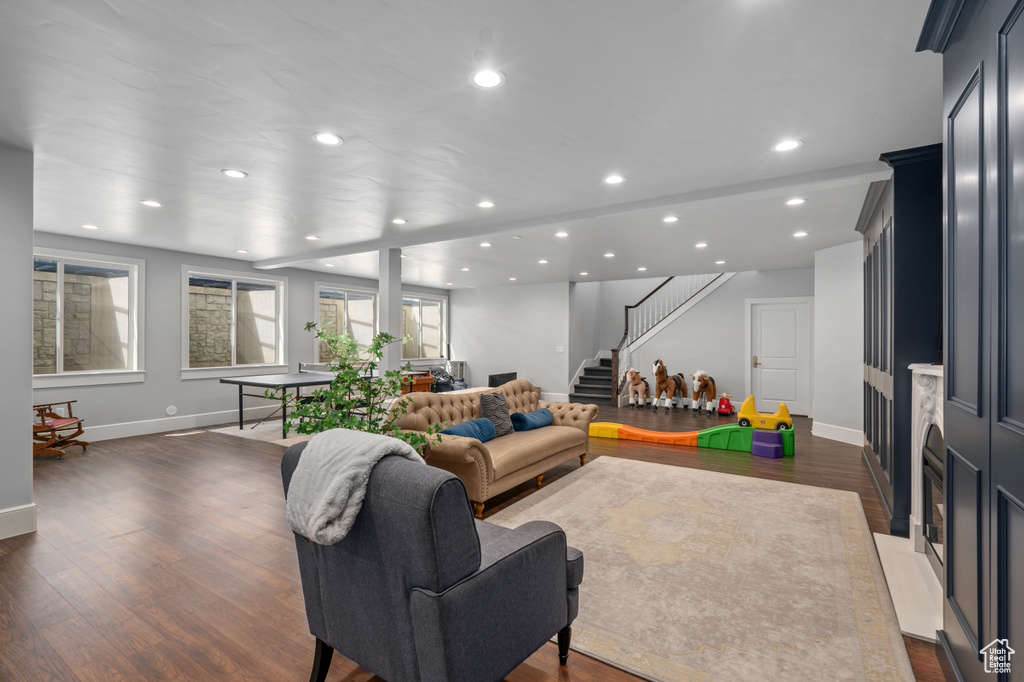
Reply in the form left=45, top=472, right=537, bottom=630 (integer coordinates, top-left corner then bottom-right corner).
left=919, top=1, right=1024, bottom=678
left=857, top=145, right=943, bottom=537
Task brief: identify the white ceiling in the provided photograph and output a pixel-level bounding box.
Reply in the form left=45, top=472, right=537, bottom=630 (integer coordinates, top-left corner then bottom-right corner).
left=0, top=0, right=941, bottom=289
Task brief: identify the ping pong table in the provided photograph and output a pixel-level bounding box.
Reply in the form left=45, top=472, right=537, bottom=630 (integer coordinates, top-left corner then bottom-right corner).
left=219, top=372, right=335, bottom=439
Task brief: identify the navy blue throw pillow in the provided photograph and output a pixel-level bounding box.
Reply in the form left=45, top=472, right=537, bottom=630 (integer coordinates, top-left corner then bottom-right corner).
left=510, top=408, right=554, bottom=432
left=441, top=418, right=497, bottom=443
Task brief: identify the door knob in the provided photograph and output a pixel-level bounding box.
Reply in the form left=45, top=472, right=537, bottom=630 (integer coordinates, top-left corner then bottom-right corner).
left=752, top=355, right=760, bottom=368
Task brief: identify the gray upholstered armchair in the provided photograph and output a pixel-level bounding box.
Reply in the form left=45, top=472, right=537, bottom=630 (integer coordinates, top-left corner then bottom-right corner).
left=281, top=442, right=584, bottom=682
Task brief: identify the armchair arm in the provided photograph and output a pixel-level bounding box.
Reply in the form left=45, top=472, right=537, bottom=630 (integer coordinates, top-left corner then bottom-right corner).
left=404, top=431, right=494, bottom=501
left=410, top=521, right=572, bottom=682
left=539, top=401, right=599, bottom=434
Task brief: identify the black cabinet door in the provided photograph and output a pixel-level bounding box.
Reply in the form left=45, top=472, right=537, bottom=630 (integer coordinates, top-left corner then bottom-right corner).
left=930, top=0, right=1024, bottom=678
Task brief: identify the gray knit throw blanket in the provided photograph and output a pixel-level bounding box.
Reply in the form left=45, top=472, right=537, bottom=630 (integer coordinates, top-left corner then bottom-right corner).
left=286, top=428, right=425, bottom=545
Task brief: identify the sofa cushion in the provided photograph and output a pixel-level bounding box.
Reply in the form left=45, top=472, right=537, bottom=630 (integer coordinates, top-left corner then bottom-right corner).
left=480, top=392, right=514, bottom=437
left=441, top=418, right=496, bottom=443
left=486, top=426, right=587, bottom=479
left=510, top=408, right=553, bottom=432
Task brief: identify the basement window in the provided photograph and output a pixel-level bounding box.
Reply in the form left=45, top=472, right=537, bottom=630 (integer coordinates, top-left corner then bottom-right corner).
left=402, top=294, right=446, bottom=360
left=33, top=249, right=144, bottom=387
left=181, top=267, right=286, bottom=378
left=315, top=284, right=377, bottom=362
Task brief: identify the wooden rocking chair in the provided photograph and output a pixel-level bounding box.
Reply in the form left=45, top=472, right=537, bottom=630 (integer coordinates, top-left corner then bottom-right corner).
left=33, top=400, right=89, bottom=458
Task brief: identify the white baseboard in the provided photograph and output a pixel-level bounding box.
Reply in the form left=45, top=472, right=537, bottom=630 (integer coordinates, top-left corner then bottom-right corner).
left=541, top=392, right=571, bottom=403
left=84, top=405, right=280, bottom=442
left=0, top=503, right=37, bottom=540
left=811, top=421, right=864, bottom=446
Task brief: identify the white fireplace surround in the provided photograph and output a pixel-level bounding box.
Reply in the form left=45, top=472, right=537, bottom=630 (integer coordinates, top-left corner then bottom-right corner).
left=909, top=363, right=943, bottom=553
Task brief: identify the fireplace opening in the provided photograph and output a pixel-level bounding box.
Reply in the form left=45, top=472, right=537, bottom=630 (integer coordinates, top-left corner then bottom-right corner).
left=921, top=423, right=944, bottom=581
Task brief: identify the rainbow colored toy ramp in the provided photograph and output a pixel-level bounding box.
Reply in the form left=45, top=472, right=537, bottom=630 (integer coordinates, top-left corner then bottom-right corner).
left=589, top=422, right=794, bottom=457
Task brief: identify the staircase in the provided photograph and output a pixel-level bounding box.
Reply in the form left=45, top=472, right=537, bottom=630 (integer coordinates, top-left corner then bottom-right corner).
left=570, top=357, right=614, bottom=406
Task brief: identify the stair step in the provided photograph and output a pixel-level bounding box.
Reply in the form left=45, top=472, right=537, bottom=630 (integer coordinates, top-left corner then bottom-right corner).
left=572, top=384, right=610, bottom=397
left=578, top=375, right=610, bottom=386
left=570, top=394, right=612, bottom=406
left=599, top=357, right=613, bottom=367
left=583, top=366, right=612, bottom=377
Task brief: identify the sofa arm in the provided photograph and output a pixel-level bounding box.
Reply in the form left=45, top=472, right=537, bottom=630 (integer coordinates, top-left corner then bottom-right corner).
left=410, top=521, right=572, bottom=681
left=406, top=431, right=494, bottom=501
left=539, top=401, right=599, bottom=433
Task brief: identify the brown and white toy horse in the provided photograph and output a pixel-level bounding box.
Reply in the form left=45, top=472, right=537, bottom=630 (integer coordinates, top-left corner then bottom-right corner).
left=625, top=369, right=649, bottom=408
left=691, top=370, right=718, bottom=415
left=651, top=360, right=688, bottom=413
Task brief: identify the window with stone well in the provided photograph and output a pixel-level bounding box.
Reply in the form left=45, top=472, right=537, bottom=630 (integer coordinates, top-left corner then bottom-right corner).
left=316, top=284, right=377, bottom=362
left=184, top=268, right=285, bottom=369
left=33, top=250, right=142, bottom=378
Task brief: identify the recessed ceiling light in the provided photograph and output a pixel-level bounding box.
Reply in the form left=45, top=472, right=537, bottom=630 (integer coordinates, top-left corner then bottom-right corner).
left=221, top=169, right=248, bottom=179
left=539, top=259, right=548, bottom=264
left=695, top=242, right=708, bottom=248
left=603, top=174, right=625, bottom=185
left=663, top=216, right=678, bottom=223
left=313, top=132, right=343, bottom=146
left=480, top=242, right=491, bottom=247
left=236, top=249, right=248, bottom=254
left=716, top=260, right=726, bottom=265
left=772, top=139, right=803, bottom=152
left=638, top=267, right=647, bottom=271
left=786, top=198, right=806, bottom=206
left=580, top=272, right=589, bottom=276
left=392, top=218, right=407, bottom=225
left=793, top=231, right=809, bottom=238
left=82, top=224, right=99, bottom=230
left=471, top=68, right=505, bottom=88
left=509, top=277, right=517, bottom=281
left=306, top=235, right=319, bottom=241
left=604, top=253, right=615, bottom=258
left=477, top=200, right=495, bottom=208
left=140, top=200, right=162, bottom=208
left=446, top=282, right=453, bottom=286
left=325, top=264, right=334, bottom=268
left=400, top=254, right=407, bottom=258
left=512, top=235, right=522, bottom=240
left=555, top=231, right=569, bottom=238
left=461, top=267, right=470, bottom=271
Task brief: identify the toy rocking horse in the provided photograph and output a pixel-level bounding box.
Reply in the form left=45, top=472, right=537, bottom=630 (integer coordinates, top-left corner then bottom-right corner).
left=691, top=370, right=718, bottom=416
left=651, top=360, right=688, bottom=413
left=625, top=369, right=650, bottom=408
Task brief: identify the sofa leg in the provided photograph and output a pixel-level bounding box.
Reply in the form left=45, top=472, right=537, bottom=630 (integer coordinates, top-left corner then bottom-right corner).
left=309, top=637, right=333, bottom=682
left=472, top=502, right=485, bottom=519
left=579, top=453, right=587, bottom=467
left=536, top=475, right=544, bottom=488
left=557, top=625, right=572, bottom=665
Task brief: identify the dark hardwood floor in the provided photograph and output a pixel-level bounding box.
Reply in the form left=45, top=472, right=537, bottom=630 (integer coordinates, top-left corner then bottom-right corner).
left=0, top=406, right=952, bottom=681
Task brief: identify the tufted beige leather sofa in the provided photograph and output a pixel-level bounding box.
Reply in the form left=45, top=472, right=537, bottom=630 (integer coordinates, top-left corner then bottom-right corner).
left=395, top=380, right=599, bottom=518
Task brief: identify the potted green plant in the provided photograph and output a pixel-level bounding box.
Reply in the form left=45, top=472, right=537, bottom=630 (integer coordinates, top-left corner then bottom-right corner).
left=271, top=323, right=439, bottom=451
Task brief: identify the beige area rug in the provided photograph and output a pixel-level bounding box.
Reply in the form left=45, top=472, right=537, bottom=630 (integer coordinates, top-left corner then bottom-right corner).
left=488, top=457, right=913, bottom=682
left=206, top=420, right=311, bottom=448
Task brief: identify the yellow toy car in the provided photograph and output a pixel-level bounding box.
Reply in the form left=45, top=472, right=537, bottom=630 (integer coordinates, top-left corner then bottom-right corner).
left=737, top=396, right=792, bottom=431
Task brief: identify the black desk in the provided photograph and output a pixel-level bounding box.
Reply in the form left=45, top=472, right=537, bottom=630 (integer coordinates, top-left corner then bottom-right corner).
left=219, top=372, right=335, bottom=439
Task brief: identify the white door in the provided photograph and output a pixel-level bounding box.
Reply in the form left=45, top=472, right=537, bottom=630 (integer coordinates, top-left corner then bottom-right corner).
left=748, top=298, right=812, bottom=416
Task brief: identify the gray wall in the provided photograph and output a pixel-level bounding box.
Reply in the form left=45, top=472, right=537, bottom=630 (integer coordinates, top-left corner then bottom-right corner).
left=450, top=282, right=570, bottom=397
left=625, top=268, right=815, bottom=407
left=0, top=145, right=34, bottom=523
left=32, top=232, right=446, bottom=432
left=813, top=241, right=864, bottom=435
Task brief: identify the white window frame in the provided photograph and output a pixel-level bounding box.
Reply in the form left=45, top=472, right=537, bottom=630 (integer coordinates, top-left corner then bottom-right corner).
left=180, top=266, right=288, bottom=379
left=32, top=248, right=145, bottom=389
left=401, top=292, right=448, bottom=362
left=313, top=282, right=378, bottom=362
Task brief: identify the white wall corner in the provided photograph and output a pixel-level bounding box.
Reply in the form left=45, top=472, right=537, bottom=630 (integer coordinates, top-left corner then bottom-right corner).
left=541, top=392, right=571, bottom=403
left=0, top=503, right=37, bottom=540
left=811, top=421, right=865, bottom=446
